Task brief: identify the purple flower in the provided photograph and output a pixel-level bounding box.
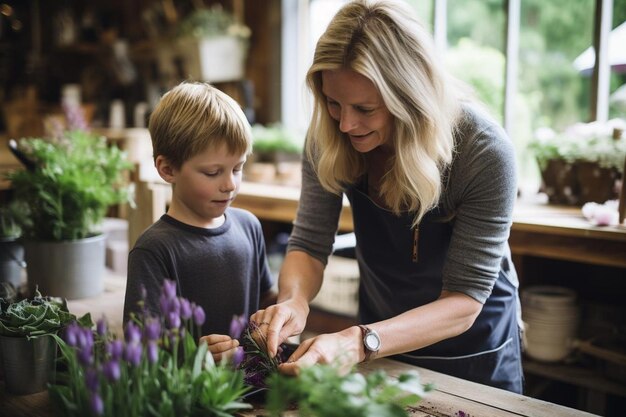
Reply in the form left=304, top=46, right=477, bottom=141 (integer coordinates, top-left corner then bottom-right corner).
left=85, top=368, right=99, bottom=391
left=64, top=322, right=80, bottom=346
left=90, top=392, right=104, bottom=416
left=144, top=318, right=161, bottom=341
left=193, top=305, right=206, bottom=327
left=106, top=340, right=124, bottom=361
left=103, top=360, right=121, bottom=382
left=167, top=311, right=181, bottom=329
left=96, top=318, right=107, bottom=337
left=125, top=322, right=142, bottom=344
left=77, top=327, right=94, bottom=351
left=180, top=298, right=192, bottom=320
left=229, top=315, right=247, bottom=339
left=78, top=347, right=93, bottom=366
left=147, top=341, right=158, bottom=364
left=232, top=346, right=245, bottom=367
left=162, top=279, right=177, bottom=299
left=124, top=342, right=142, bottom=367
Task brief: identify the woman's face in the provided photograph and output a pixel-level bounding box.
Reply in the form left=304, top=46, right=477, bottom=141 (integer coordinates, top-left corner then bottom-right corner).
left=321, top=69, right=393, bottom=153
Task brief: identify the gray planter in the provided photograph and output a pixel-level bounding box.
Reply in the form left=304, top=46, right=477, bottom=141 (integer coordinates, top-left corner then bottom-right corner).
left=0, top=334, right=56, bottom=395
left=24, top=234, right=106, bottom=299
left=0, top=237, right=25, bottom=289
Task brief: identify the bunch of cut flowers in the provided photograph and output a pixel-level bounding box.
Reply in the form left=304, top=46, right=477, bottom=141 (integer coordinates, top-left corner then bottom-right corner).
left=49, top=279, right=251, bottom=417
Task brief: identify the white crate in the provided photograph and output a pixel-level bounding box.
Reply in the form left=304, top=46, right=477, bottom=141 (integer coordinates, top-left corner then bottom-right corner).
left=311, top=256, right=359, bottom=317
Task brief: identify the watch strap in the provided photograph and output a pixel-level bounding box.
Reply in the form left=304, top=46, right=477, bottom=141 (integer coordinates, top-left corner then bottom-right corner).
left=358, top=325, right=379, bottom=362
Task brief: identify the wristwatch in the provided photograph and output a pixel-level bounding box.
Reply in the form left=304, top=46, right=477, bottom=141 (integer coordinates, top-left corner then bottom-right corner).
left=358, top=325, right=381, bottom=362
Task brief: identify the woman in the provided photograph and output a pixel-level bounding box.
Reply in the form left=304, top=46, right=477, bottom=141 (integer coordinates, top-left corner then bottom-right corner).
left=252, top=0, right=523, bottom=393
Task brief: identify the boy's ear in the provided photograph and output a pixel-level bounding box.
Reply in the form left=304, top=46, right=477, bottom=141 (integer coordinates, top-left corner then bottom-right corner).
left=155, top=155, right=176, bottom=184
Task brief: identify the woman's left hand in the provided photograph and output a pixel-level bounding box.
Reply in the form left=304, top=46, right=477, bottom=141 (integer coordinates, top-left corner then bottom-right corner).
left=278, top=326, right=364, bottom=375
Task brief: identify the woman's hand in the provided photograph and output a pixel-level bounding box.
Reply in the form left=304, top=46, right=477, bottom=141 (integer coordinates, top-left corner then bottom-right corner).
left=199, top=334, right=240, bottom=363
left=278, top=326, right=364, bottom=376
left=250, top=297, right=310, bottom=358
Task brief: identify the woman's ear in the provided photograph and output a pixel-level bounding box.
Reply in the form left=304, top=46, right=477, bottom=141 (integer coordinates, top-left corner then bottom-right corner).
left=155, top=155, right=176, bottom=184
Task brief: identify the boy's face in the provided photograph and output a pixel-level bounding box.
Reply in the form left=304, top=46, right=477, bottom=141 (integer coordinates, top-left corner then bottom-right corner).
left=166, top=142, right=246, bottom=228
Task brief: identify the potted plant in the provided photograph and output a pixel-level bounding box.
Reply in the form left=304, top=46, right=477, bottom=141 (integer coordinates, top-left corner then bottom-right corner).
left=173, top=4, right=251, bottom=83
left=5, top=129, right=133, bottom=299
left=0, top=201, right=26, bottom=290
left=49, top=279, right=251, bottom=417
left=529, top=121, right=626, bottom=205
left=0, top=289, right=81, bottom=395
left=246, top=123, right=303, bottom=184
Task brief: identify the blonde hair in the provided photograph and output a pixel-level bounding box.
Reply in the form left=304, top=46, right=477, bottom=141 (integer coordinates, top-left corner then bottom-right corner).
left=149, top=81, right=252, bottom=169
left=306, top=0, right=462, bottom=226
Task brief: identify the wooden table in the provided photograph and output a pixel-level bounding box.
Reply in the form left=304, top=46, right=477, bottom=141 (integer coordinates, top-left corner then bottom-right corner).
left=1, top=357, right=597, bottom=417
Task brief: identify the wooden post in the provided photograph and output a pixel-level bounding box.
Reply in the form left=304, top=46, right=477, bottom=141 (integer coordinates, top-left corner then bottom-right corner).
left=618, top=155, right=626, bottom=224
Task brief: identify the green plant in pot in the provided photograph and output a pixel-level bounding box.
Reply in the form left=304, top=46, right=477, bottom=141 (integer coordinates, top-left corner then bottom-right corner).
left=528, top=122, right=626, bottom=205
left=0, top=289, right=86, bottom=395
left=5, top=130, right=133, bottom=299
left=0, top=201, right=26, bottom=292
left=175, top=4, right=251, bottom=83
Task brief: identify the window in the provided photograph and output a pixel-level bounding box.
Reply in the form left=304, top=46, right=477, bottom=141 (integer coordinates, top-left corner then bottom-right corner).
left=281, top=0, right=625, bottom=193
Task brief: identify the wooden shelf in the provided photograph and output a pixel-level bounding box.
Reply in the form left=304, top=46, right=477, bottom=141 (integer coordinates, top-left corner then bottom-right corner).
left=524, top=358, right=626, bottom=398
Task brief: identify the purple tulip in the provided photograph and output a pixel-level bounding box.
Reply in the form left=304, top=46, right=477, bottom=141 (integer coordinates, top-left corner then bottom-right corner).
left=124, top=342, right=142, bottom=367
left=64, top=322, right=79, bottom=346
left=229, top=315, right=247, bottom=339
left=90, top=392, right=104, bottom=416
left=78, top=347, right=93, bottom=366
left=125, top=322, right=142, bottom=344
left=168, top=297, right=181, bottom=315
left=159, top=294, right=170, bottom=316
left=77, top=327, right=94, bottom=351
left=96, top=318, right=107, bottom=337
left=144, top=318, right=161, bottom=341
left=85, top=368, right=99, bottom=391
left=167, top=311, right=181, bottom=329
left=147, top=341, right=158, bottom=364
left=163, top=279, right=177, bottom=299
left=106, top=340, right=124, bottom=361
left=180, top=298, right=192, bottom=320
left=193, top=305, right=206, bottom=327
left=232, top=346, right=245, bottom=367
left=103, top=360, right=121, bottom=382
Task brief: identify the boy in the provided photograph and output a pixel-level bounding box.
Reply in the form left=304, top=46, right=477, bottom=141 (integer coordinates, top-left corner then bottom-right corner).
left=123, top=82, right=274, bottom=359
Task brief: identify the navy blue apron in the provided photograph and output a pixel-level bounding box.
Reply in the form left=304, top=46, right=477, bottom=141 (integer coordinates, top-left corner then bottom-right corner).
left=346, top=183, right=523, bottom=393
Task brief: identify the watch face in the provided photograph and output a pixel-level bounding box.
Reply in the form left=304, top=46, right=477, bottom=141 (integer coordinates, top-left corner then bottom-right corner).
left=364, top=332, right=381, bottom=351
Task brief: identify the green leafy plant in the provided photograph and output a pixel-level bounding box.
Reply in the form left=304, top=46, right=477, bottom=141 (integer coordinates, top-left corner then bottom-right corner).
left=266, top=363, right=433, bottom=417
left=252, top=123, right=303, bottom=155
left=0, top=200, right=24, bottom=239
left=6, top=130, right=133, bottom=241
left=177, top=4, right=250, bottom=39
left=49, top=279, right=251, bottom=417
left=0, top=289, right=80, bottom=338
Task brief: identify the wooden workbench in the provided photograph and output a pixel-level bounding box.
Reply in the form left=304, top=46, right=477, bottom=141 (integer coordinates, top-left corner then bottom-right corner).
left=0, top=357, right=596, bottom=417
left=232, top=182, right=626, bottom=269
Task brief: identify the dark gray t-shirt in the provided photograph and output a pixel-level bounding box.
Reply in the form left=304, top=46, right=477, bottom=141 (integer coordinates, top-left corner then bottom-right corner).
left=124, top=208, right=273, bottom=336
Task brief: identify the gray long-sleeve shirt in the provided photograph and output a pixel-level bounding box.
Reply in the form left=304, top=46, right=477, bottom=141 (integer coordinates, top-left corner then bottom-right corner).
left=287, top=105, right=518, bottom=306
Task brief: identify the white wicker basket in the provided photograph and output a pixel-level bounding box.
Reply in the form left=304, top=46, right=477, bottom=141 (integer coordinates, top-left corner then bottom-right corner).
left=311, top=255, right=359, bottom=317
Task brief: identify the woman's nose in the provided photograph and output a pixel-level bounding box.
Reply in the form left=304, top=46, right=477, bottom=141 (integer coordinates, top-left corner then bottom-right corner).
left=339, top=109, right=358, bottom=132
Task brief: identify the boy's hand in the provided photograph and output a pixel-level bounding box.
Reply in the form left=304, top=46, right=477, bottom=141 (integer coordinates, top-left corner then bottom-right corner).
left=200, top=334, right=240, bottom=363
